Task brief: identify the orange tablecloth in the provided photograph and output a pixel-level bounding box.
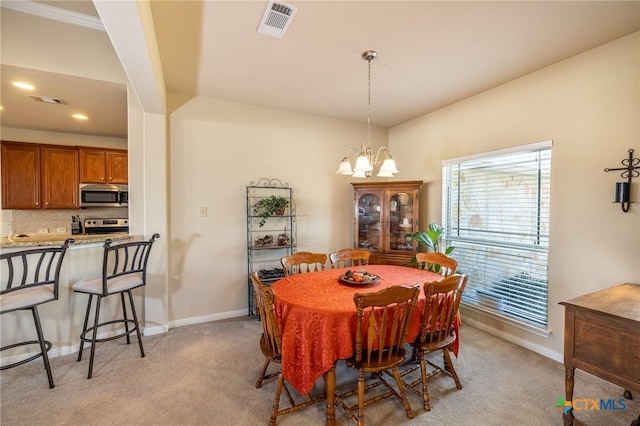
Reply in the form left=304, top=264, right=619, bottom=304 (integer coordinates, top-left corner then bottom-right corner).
left=272, top=264, right=456, bottom=395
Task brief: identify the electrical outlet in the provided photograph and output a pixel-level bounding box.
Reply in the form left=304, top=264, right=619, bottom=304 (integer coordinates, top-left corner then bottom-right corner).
left=56, top=227, right=67, bottom=233
left=4, top=222, right=11, bottom=230
left=37, top=228, right=48, bottom=233
left=200, top=207, right=208, bottom=217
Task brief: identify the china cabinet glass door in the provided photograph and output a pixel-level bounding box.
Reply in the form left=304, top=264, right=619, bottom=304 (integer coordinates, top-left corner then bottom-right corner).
left=356, top=192, right=381, bottom=251
left=388, top=191, right=415, bottom=252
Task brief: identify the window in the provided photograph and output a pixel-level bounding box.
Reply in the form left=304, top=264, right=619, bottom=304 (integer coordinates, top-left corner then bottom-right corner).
left=442, top=141, right=551, bottom=329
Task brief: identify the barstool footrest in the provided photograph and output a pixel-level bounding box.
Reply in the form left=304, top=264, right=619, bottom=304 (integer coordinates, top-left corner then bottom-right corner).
left=79, top=319, right=140, bottom=344
left=0, top=340, right=52, bottom=370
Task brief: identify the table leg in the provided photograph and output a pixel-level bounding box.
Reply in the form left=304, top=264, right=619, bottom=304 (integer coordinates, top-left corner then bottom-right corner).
left=325, top=365, right=336, bottom=426
left=623, top=389, right=633, bottom=400
left=563, top=367, right=575, bottom=426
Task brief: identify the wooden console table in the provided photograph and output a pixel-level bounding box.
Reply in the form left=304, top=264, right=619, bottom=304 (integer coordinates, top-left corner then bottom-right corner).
left=560, top=283, right=640, bottom=426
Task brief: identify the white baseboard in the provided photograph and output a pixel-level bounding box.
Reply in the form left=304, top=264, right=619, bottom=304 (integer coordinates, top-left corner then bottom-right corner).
left=143, top=324, right=169, bottom=336
left=167, top=309, right=247, bottom=329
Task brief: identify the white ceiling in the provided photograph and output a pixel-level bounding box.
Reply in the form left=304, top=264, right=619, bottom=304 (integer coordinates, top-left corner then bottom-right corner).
left=1, top=0, right=639, bottom=138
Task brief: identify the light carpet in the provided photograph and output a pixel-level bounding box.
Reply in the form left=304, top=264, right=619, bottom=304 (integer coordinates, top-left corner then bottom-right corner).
left=1, top=317, right=638, bottom=425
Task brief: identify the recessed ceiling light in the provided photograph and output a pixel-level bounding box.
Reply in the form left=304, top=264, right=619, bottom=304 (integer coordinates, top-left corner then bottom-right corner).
left=12, top=81, right=35, bottom=90
left=72, top=113, right=88, bottom=120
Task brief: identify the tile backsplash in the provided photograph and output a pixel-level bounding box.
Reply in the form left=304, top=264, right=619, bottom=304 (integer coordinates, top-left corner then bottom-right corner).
left=4, top=208, right=128, bottom=236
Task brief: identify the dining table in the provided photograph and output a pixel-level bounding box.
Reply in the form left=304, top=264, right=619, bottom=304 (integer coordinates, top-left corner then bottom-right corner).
left=271, top=264, right=459, bottom=425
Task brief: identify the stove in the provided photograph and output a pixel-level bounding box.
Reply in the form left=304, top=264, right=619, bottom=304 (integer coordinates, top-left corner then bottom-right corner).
left=83, top=218, right=129, bottom=234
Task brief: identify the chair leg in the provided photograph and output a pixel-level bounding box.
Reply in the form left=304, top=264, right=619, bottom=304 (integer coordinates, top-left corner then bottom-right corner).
left=270, top=372, right=284, bottom=426
left=357, top=368, right=365, bottom=426
left=87, top=296, right=102, bottom=379
left=419, top=351, right=431, bottom=411
left=442, top=348, right=462, bottom=389
left=121, top=292, right=131, bottom=345
left=127, top=290, right=145, bottom=358
left=256, top=358, right=271, bottom=388
left=31, top=306, right=54, bottom=389
left=77, top=294, right=94, bottom=362
left=391, top=367, right=414, bottom=419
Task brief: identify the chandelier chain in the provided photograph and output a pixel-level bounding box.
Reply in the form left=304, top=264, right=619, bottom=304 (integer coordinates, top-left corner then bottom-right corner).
left=367, top=56, right=371, bottom=147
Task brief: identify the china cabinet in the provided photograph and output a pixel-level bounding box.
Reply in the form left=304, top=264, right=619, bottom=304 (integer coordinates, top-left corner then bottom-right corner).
left=246, top=178, right=296, bottom=315
left=1, top=141, right=78, bottom=209
left=351, top=181, right=422, bottom=265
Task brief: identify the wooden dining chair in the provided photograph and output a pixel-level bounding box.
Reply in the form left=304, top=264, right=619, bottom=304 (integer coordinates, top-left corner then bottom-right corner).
left=401, top=274, right=468, bottom=411
left=250, top=272, right=326, bottom=425
left=415, top=252, right=457, bottom=276
left=1, top=239, right=73, bottom=388
left=329, top=248, right=370, bottom=269
left=336, top=285, right=420, bottom=425
left=280, top=251, right=327, bottom=276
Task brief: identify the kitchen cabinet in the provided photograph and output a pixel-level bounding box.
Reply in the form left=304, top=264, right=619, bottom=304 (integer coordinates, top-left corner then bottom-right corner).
left=351, top=181, right=422, bottom=266
left=41, top=145, right=79, bottom=209
left=1, top=142, right=78, bottom=209
left=246, top=178, right=296, bottom=316
left=79, top=148, right=128, bottom=184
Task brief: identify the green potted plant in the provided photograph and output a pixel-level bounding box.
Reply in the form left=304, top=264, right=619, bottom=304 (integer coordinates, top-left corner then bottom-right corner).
left=253, top=195, right=289, bottom=227
left=410, top=223, right=456, bottom=270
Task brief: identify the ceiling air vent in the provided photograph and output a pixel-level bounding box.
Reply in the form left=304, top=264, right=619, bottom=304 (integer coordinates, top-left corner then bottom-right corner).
left=30, top=95, right=65, bottom=104
left=257, top=1, right=298, bottom=39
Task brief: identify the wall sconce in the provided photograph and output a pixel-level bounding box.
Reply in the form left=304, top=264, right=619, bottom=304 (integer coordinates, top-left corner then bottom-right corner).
left=604, top=148, right=639, bottom=212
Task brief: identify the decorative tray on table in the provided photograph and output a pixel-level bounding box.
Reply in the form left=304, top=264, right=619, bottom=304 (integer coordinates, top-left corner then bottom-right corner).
left=338, top=270, right=380, bottom=286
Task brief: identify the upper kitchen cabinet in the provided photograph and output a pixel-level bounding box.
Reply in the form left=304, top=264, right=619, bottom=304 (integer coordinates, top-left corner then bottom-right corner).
left=79, top=148, right=128, bottom=184
left=351, top=181, right=423, bottom=266
left=1, top=141, right=79, bottom=209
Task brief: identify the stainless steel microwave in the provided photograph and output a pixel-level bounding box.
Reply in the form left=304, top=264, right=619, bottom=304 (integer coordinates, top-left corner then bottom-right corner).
left=79, top=184, right=128, bottom=208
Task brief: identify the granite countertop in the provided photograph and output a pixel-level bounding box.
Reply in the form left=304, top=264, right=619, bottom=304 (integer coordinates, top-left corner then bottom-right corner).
left=0, top=233, right=132, bottom=248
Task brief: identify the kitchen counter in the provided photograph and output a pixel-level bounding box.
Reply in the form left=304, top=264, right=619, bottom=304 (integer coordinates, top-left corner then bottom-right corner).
left=0, top=233, right=131, bottom=248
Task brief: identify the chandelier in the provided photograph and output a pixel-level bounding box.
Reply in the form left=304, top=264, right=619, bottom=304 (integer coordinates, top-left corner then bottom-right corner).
left=336, top=50, right=398, bottom=178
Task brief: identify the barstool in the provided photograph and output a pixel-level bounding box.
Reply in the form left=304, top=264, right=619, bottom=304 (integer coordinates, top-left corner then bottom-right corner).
left=1, top=238, right=74, bottom=388
left=72, top=234, right=159, bottom=379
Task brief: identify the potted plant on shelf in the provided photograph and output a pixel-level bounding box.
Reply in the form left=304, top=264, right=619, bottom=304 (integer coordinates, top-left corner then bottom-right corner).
left=253, top=195, right=289, bottom=227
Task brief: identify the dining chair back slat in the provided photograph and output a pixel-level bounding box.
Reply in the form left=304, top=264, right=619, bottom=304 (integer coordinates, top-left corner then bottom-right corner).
left=415, top=252, right=457, bottom=276
left=281, top=252, right=327, bottom=276
left=329, top=249, right=370, bottom=269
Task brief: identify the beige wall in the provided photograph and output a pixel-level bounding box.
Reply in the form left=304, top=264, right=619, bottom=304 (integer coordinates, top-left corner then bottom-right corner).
left=167, top=95, right=389, bottom=323
left=389, top=32, right=640, bottom=360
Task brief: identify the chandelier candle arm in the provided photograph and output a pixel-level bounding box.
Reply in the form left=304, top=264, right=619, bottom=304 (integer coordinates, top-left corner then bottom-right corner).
left=337, top=50, right=399, bottom=178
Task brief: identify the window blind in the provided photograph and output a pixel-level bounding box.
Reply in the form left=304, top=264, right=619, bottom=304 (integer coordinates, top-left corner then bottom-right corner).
left=442, top=143, right=552, bottom=328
